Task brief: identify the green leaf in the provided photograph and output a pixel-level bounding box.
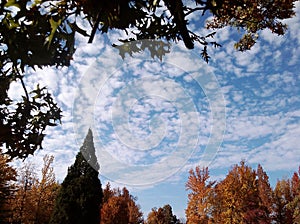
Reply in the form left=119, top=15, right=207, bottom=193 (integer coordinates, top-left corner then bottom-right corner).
left=47, top=17, right=62, bottom=49
left=3, top=13, right=19, bottom=29
left=4, top=0, right=20, bottom=8
left=32, top=0, right=42, bottom=7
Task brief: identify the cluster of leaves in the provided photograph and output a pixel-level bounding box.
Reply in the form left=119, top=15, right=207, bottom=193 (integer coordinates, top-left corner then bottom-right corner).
left=206, top=0, right=297, bottom=51
left=0, top=0, right=74, bottom=159
left=112, top=39, right=171, bottom=61
left=1, top=0, right=76, bottom=69
left=0, top=81, right=62, bottom=160
left=186, top=161, right=300, bottom=224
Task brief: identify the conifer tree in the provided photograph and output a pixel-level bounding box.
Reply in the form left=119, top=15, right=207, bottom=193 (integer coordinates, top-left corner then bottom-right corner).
left=185, top=167, right=215, bottom=224
left=257, top=164, right=273, bottom=224
left=50, top=129, right=103, bottom=224
left=290, top=168, right=300, bottom=222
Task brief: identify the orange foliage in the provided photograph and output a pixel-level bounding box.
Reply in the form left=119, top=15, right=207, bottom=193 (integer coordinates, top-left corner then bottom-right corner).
left=100, top=183, right=143, bottom=224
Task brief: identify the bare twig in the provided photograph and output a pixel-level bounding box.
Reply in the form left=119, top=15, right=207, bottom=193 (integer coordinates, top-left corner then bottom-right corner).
left=185, top=6, right=206, bottom=17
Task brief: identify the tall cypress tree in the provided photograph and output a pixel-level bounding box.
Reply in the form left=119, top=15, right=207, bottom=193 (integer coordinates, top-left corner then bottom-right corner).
left=50, top=129, right=103, bottom=224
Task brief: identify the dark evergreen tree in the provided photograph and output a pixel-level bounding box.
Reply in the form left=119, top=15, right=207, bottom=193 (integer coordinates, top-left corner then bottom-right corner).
left=50, top=129, right=103, bottom=224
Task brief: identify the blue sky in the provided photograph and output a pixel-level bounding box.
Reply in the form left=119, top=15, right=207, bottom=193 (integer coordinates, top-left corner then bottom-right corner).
left=9, top=1, right=300, bottom=220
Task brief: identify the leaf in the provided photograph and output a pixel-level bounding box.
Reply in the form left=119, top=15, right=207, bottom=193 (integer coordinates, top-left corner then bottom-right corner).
left=4, top=0, right=20, bottom=8
left=210, top=41, right=222, bottom=48
left=3, top=13, right=19, bottom=29
left=47, top=17, right=62, bottom=49
left=32, top=0, right=42, bottom=7
left=201, top=46, right=210, bottom=63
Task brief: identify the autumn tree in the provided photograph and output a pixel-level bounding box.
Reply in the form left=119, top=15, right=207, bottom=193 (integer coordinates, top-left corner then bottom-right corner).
left=289, top=167, right=300, bottom=222
left=8, top=155, right=59, bottom=224
left=273, top=179, right=294, bottom=223
left=0, top=151, right=16, bottom=223
left=50, top=129, right=103, bottom=224
left=123, top=188, right=144, bottom=224
left=146, top=204, right=181, bottom=224
left=0, top=0, right=298, bottom=160
left=31, top=155, right=60, bottom=224
left=185, top=167, right=215, bottom=224
left=101, top=183, right=143, bottom=224
left=257, top=164, right=273, bottom=223
left=272, top=168, right=300, bottom=224
left=10, top=162, right=37, bottom=223
left=212, top=161, right=266, bottom=224
left=146, top=208, right=161, bottom=224
left=101, top=192, right=129, bottom=224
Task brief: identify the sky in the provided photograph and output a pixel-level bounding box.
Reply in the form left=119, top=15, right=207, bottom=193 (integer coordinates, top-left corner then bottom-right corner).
left=8, top=1, right=300, bottom=220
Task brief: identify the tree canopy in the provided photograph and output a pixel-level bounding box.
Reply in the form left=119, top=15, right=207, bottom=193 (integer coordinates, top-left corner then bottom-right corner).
left=0, top=0, right=298, bottom=159
left=100, top=183, right=144, bottom=224
left=146, top=204, right=182, bottom=224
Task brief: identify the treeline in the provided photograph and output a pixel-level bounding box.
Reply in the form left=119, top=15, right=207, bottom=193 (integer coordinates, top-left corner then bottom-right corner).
left=186, top=162, right=300, bottom=224
left=0, top=130, right=299, bottom=224
left=0, top=155, right=180, bottom=223
left=0, top=130, right=182, bottom=224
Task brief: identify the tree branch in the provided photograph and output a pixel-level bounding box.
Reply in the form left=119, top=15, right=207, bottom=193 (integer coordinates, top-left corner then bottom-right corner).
left=88, top=12, right=102, bottom=43
left=14, top=66, right=29, bottom=101
left=164, top=0, right=194, bottom=49
left=185, top=7, right=206, bottom=17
